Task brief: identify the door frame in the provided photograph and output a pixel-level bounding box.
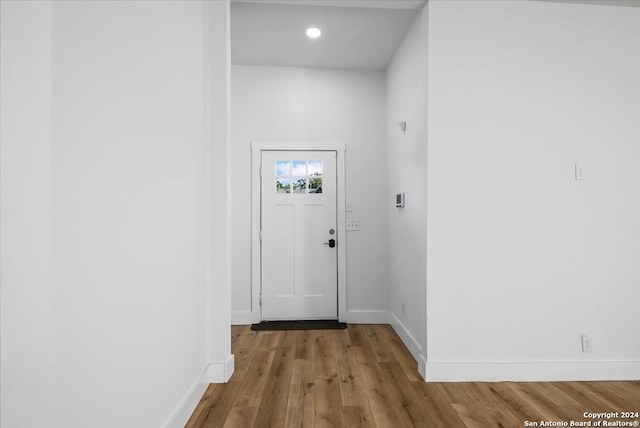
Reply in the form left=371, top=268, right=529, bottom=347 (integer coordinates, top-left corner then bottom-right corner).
left=251, top=142, right=347, bottom=323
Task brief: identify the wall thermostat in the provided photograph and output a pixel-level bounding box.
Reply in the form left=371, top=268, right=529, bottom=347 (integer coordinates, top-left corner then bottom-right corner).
left=395, top=193, right=405, bottom=208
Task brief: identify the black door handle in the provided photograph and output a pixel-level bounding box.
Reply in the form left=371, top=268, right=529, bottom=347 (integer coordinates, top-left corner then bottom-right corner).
left=324, top=239, right=336, bottom=248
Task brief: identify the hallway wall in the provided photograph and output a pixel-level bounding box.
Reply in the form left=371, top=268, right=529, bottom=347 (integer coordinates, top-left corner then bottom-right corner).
left=426, top=0, right=640, bottom=381
left=386, top=6, right=429, bottom=377
left=0, top=1, right=231, bottom=427
left=230, top=65, right=391, bottom=323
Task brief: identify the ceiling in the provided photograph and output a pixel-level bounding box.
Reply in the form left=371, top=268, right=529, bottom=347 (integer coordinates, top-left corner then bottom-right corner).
left=230, top=1, right=424, bottom=70
left=230, top=0, right=640, bottom=71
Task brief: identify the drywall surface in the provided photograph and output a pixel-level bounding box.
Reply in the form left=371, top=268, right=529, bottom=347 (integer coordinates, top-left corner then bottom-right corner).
left=1, top=2, right=55, bottom=426
left=1, top=1, right=231, bottom=426
left=386, top=7, right=429, bottom=373
left=204, top=0, right=234, bottom=377
left=231, top=65, right=390, bottom=321
left=426, top=0, right=640, bottom=380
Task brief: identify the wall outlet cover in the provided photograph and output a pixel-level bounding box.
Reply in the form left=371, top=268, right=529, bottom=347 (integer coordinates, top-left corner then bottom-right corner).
left=581, top=334, right=592, bottom=353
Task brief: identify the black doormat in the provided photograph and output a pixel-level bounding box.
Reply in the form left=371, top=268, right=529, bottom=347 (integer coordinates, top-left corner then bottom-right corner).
left=250, top=320, right=347, bottom=331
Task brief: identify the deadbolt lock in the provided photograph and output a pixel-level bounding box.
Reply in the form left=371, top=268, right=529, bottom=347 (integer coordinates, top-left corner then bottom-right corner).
left=324, top=239, right=336, bottom=248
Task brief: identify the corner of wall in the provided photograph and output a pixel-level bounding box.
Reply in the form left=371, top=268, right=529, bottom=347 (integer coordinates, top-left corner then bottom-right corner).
left=389, top=312, right=426, bottom=380
left=231, top=310, right=254, bottom=325
left=163, top=365, right=210, bottom=428
left=164, top=354, right=235, bottom=428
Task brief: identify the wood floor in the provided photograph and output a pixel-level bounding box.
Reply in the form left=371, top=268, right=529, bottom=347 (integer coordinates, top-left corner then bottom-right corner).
left=186, top=325, right=640, bottom=427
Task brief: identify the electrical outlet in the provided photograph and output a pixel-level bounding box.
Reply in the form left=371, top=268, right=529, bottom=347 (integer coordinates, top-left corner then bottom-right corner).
left=581, top=334, right=592, bottom=353
left=575, top=164, right=586, bottom=180
left=346, top=219, right=360, bottom=231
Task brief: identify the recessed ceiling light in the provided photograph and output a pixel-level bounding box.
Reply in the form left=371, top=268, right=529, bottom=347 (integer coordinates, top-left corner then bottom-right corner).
left=305, top=27, right=322, bottom=39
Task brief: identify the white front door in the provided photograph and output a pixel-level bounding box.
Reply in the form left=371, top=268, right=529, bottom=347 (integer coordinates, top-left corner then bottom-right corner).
left=260, top=150, right=338, bottom=320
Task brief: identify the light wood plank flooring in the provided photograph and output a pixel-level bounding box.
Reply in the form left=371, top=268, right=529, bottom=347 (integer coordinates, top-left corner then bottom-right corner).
left=186, top=325, right=640, bottom=427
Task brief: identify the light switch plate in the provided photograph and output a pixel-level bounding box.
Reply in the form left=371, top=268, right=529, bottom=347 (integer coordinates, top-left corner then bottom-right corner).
left=346, top=219, right=360, bottom=231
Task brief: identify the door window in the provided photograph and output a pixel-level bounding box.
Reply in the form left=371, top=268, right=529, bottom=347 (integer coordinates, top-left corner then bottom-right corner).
left=274, top=160, right=323, bottom=194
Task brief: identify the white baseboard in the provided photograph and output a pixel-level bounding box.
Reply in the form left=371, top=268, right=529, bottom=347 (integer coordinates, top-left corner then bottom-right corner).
left=231, top=310, right=253, bottom=325
left=425, top=360, right=640, bottom=382
left=346, top=310, right=390, bottom=324
left=239, top=310, right=389, bottom=325
left=164, top=365, right=211, bottom=428
left=208, top=354, right=235, bottom=383
left=164, top=355, right=235, bottom=428
left=388, top=312, right=427, bottom=380
left=418, top=354, right=428, bottom=380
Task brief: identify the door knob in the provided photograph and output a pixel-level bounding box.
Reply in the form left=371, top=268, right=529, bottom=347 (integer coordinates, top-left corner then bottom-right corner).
left=324, top=239, right=336, bottom=248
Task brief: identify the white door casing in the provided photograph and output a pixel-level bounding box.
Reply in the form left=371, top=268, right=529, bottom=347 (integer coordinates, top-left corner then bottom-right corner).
left=261, top=151, right=337, bottom=320
left=251, top=142, right=347, bottom=323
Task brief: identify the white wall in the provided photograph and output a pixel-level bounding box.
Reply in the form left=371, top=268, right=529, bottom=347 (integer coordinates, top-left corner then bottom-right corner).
left=386, top=6, right=429, bottom=376
left=231, top=65, right=390, bottom=323
left=204, top=0, right=235, bottom=390
left=426, top=0, right=640, bottom=381
left=1, top=1, right=231, bottom=427
left=1, top=2, right=55, bottom=426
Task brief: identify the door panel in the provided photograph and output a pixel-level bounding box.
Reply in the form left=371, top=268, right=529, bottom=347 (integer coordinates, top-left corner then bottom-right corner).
left=261, top=150, right=337, bottom=320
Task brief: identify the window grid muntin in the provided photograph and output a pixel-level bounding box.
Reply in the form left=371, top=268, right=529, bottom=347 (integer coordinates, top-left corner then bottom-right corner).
left=275, top=160, right=323, bottom=194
